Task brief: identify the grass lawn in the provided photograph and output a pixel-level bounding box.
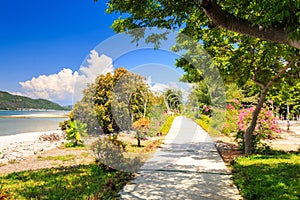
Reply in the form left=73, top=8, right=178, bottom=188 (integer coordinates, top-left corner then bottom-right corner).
left=0, top=116, right=176, bottom=199
left=232, top=152, right=300, bottom=200
left=0, top=164, right=132, bottom=200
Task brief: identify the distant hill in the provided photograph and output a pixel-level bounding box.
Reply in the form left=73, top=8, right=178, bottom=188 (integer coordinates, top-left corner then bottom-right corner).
left=0, top=91, right=65, bottom=110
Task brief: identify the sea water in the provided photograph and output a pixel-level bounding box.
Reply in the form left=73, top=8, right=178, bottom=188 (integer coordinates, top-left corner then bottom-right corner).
left=0, top=110, right=69, bottom=136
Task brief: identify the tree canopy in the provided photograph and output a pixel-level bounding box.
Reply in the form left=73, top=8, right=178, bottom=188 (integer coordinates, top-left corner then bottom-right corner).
left=100, top=0, right=300, bottom=49
left=72, top=68, right=152, bottom=134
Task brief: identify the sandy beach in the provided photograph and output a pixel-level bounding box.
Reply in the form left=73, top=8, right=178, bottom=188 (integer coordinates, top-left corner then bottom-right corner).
left=0, top=130, right=66, bottom=164
left=0, top=113, right=69, bottom=118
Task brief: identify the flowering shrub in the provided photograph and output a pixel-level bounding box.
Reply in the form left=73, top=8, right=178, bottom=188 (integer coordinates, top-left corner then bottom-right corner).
left=222, top=99, right=241, bottom=136
left=201, top=105, right=212, bottom=115
left=223, top=99, right=281, bottom=150
left=236, top=106, right=281, bottom=150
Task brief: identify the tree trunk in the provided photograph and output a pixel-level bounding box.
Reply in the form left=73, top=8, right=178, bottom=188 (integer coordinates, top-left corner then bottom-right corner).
left=244, top=58, right=296, bottom=155
left=137, top=131, right=141, bottom=147
left=244, top=86, right=268, bottom=155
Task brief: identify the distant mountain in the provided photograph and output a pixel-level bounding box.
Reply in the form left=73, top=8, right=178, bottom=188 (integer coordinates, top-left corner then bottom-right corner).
left=0, top=91, right=65, bottom=110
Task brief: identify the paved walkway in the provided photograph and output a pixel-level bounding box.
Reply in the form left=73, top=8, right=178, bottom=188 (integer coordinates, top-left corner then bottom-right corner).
left=119, top=116, right=242, bottom=199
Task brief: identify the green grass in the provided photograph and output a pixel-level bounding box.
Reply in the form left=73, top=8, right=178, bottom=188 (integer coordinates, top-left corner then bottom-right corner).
left=37, top=154, right=77, bottom=162
left=194, top=115, right=221, bottom=136
left=0, top=164, right=132, bottom=200
left=124, top=139, right=163, bottom=155
left=232, top=152, right=300, bottom=200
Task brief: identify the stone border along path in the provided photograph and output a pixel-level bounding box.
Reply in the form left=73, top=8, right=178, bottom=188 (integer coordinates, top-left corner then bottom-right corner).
left=119, top=116, right=242, bottom=199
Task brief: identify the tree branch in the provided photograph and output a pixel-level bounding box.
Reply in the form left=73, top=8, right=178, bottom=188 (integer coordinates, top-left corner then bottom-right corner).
left=252, top=77, right=265, bottom=89
left=199, top=0, right=300, bottom=49
left=266, top=56, right=297, bottom=88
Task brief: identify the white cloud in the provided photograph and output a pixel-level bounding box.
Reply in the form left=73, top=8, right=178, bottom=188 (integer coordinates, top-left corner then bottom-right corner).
left=20, top=68, right=78, bottom=102
left=150, top=83, right=170, bottom=93
left=19, top=51, right=114, bottom=105
left=146, top=76, right=169, bottom=94
left=79, top=50, right=114, bottom=83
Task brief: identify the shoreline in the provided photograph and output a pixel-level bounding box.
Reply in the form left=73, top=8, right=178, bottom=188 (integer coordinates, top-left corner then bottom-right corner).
left=0, top=130, right=66, bottom=164
left=0, top=114, right=69, bottom=119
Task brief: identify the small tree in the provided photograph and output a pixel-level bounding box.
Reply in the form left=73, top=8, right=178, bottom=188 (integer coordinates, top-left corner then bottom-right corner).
left=132, top=118, right=149, bottom=147
left=66, top=120, right=88, bottom=146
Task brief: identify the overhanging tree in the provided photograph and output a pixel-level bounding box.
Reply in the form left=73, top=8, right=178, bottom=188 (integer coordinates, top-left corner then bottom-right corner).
left=96, top=0, right=300, bottom=155
left=97, top=0, right=300, bottom=49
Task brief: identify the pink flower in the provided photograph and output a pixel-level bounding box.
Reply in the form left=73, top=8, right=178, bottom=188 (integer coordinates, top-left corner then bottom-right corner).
left=269, top=100, right=274, bottom=105
left=226, top=104, right=235, bottom=110
left=233, top=99, right=239, bottom=104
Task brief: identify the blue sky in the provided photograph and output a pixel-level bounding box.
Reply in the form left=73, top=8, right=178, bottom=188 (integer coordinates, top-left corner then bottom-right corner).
left=0, top=1, right=186, bottom=106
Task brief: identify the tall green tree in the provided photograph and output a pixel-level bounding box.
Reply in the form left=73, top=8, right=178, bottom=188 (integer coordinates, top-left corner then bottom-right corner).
left=111, top=70, right=153, bottom=131
left=72, top=68, right=152, bottom=134
left=268, top=78, right=300, bottom=118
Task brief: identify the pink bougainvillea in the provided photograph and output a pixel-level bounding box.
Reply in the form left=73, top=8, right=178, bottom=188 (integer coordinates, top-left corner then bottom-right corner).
left=222, top=100, right=281, bottom=149
left=237, top=106, right=281, bottom=136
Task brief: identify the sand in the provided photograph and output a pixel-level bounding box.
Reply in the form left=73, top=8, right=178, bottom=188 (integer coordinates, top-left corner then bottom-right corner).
left=0, top=130, right=65, bottom=164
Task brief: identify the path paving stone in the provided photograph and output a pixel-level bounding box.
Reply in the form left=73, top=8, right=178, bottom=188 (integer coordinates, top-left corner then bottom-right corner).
left=119, top=116, right=242, bottom=199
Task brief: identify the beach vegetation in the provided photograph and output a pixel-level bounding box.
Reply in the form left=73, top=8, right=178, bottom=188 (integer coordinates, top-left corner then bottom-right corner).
left=8, top=159, right=19, bottom=164
left=0, top=107, right=176, bottom=199
left=66, top=120, right=88, bottom=147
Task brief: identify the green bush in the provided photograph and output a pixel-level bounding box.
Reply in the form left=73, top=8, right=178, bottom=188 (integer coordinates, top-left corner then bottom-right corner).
left=195, top=114, right=210, bottom=132
left=91, top=137, right=142, bottom=173
left=160, top=116, right=176, bottom=135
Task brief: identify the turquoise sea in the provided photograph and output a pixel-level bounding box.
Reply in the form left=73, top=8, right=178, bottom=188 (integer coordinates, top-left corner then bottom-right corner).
left=0, top=110, right=69, bottom=136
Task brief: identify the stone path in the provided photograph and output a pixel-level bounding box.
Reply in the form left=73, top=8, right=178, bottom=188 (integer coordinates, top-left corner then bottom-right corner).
left=119, top=116, right=242, bottom=199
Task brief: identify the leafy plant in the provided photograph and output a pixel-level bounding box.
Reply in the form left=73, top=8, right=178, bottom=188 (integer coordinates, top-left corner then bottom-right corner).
left=66, top=120, right=88, bottom=147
